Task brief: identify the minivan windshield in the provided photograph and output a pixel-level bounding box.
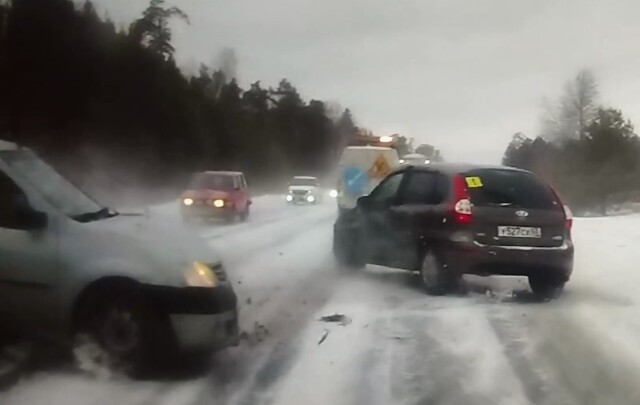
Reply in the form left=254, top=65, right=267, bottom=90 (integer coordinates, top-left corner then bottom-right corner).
left=0, top=150, right=107, bottom=219
left=465, top=169, right=560, bottom=210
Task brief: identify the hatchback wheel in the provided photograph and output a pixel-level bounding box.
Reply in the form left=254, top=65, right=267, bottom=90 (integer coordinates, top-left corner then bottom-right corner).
left=333, top=232, right=365, bottom=270
left=528, top=275, right=565, bottom=299
left=419, top=253, right=458, bottom=295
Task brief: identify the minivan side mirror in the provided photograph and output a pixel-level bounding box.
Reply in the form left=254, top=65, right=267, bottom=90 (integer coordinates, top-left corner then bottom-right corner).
left=16, top=208, right=48, bottom=230
left=12, top=194, right=48, bottom=230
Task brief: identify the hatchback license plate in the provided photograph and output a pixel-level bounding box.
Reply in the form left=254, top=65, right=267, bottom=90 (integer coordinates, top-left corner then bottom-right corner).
left=497, top=226, right=541, bottom=238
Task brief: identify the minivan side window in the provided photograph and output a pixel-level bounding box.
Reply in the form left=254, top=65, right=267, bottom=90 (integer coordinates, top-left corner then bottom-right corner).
left=401, top=171, right=445, bottom=205
left=0, top=172, right=28, bottom=229
left=369, top=172, right=404, bottom=207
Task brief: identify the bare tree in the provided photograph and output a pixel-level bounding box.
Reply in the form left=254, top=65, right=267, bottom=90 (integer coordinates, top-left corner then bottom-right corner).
left=217, top=47, right=238, bottom=81
left=541, top=69, right=599, bottom=142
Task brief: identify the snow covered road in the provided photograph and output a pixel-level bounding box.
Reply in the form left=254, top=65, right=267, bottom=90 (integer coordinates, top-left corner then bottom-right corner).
left=5, top=197, right=640, bottom=405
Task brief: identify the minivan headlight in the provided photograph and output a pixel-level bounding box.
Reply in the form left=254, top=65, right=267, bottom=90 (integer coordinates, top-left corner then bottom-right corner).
left=185, top=261, right=218, bottom=287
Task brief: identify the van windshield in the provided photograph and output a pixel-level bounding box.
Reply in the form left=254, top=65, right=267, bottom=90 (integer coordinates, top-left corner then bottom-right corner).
left=0, top=150, right=108, bottom=220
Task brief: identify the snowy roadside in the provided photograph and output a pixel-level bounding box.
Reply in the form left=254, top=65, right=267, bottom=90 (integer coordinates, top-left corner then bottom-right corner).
left=7, top=208, right=640, bottom=404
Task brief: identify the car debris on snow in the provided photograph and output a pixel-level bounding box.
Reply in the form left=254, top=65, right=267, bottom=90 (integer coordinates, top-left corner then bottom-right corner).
left=239, top=322, right=270, bottom=346
left=319, top=313, right=351, bottom=326
left=317, top=329, right=330, bottom=346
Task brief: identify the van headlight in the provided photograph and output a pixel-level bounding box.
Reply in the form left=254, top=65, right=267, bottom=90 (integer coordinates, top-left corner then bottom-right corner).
left=286, top=194, right=293, bottom=202
left=329, top=189, right=338, bottom=198
left=184, top=261, right=218, bottom=287
left=183, top=198, right=194, bottom=206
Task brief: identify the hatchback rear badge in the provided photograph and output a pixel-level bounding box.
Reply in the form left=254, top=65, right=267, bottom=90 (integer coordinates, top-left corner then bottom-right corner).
left=515, top=210, right=529, bottom=217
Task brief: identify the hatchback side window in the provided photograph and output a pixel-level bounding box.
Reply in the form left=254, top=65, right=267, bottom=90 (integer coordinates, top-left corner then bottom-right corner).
left=0, top=172, right=29, bottom=229
left=401, top=171, right=445, bottom=205
left=369, top=172, right=404, bottom=208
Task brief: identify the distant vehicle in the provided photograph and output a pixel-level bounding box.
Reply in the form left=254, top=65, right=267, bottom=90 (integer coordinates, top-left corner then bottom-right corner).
left=333, top=163, right=574, bottom=298
left=335, top=145, right=400, bottom=214
left=399, top=153, right=430, bottom=165
left=182, top=171, right=251, bottom=223
left=0, top=141, right=239, bottom=372
left=286, top=176, right=322, bottom=204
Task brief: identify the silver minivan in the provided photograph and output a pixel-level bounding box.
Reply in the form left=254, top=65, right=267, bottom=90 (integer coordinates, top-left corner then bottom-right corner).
left=0, top=140, right=239, bottom=372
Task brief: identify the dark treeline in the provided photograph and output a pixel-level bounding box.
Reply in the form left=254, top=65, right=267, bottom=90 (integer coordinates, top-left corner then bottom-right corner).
left=0, top=0, right=358, bottom=199
left=503, top=70, right=640, bottom=215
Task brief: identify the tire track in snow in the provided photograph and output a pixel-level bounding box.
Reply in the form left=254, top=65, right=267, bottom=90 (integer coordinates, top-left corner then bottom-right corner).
left=190, top=261, right=343, bottom=405
left=209, top=209, right=335, bottom=269
left=487, top=302, right=640, bottom=405
left=162, top=221, right=342, bottom=405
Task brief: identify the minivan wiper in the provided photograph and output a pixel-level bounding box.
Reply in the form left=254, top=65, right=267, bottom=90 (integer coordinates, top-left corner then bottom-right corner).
left=71, top=207, right=119, bottom=223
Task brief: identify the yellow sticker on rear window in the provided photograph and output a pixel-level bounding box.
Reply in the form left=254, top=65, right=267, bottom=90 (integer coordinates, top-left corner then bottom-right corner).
left=465, top=176, right=483, bottom=188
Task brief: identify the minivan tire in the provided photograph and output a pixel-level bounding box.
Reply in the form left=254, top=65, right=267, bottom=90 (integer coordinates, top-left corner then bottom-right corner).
left=76, top=290, right=171, bottom=376
left=528, top=275, right=565, bottom=299
left=419, top=252, right=458, bottom=295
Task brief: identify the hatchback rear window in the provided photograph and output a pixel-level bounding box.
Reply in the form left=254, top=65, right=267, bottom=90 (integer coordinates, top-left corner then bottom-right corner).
left=463, top=169, right=560, bottom=210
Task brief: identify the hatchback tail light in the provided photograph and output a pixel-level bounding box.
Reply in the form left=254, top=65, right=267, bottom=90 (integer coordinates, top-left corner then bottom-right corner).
left=549, top=186, right=572, bottom=231
left=452, top=174, right=473, bottom=224
left=563, top=204, right=573, bottom=231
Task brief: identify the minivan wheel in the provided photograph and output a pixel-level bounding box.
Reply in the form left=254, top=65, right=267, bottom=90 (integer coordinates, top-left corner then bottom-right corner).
left=419, top=253, right=457, bottom=295
left=528, top=275, right=565, bottom=299
left=75, top=292, right=170, bottom=376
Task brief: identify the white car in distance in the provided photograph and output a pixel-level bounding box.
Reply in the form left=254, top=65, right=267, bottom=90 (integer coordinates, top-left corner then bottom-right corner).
left=399, top=153, right=430, bottom=165
left=286, top=176, right=323, bottom=204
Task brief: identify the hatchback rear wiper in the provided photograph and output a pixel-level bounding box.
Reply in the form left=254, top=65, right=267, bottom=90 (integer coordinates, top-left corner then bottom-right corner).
left=488, top=202, right=516, bottom=207
left=71, top=207, right=119, bottom=223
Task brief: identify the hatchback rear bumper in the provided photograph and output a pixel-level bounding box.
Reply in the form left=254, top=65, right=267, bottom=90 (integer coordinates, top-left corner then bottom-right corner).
left=443, top=239, right=574, bottom=281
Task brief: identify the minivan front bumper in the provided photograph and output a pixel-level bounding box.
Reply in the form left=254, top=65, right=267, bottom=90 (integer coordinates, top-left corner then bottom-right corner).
left=170, top=310, right=239, bottom=351
left=443, top=239, right=574, bottom=281
left=143, top=284, right=240, bottom=351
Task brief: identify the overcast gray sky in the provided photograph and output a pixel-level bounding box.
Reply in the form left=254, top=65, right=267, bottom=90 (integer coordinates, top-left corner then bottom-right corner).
left=92, top=0, right=640, bottom=163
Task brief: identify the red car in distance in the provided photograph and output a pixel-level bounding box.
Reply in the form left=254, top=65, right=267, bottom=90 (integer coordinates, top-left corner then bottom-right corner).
left=181, top=171, right=251, bottom=223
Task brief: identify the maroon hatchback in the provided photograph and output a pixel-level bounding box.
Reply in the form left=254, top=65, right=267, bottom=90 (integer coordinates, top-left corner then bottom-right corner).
left=181, top=171, right=251, bottom=223
left=333, top=163, right=574, bottom=298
